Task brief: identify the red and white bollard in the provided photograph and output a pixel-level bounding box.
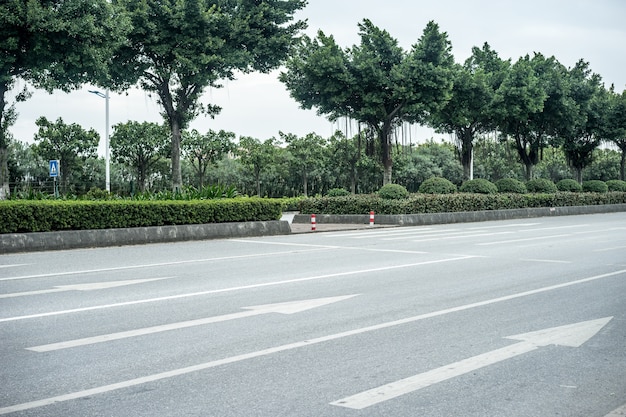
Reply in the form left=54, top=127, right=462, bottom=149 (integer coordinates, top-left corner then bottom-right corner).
left=369, top=211, right=375, bottom=227
left=311, top=213, right=316, bottom=231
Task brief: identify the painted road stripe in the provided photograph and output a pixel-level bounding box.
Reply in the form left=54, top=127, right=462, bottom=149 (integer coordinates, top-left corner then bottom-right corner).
left=0, top=255, right=472, bottom=323
left=331, top=317, right=613, bottom=409
left=477, top=234, right=571, bottom=246
left=0, top=278, right=168, bottom=299
left=0, top=248, right=331, bottom=282
left=604, top=403, right=626, bottom=417
left=1, top=269, right=624, bottom=415
left=27, top=295, right=358, bottom=352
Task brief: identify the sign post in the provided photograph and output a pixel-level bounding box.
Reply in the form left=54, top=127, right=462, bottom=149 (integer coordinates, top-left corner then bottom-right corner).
left=49, top=160, right=59, bottom=197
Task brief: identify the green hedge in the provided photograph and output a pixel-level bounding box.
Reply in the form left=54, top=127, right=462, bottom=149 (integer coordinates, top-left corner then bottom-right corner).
left=0, top=198, right=283, bottom=234
left=298, top=192, right=626, bottom=215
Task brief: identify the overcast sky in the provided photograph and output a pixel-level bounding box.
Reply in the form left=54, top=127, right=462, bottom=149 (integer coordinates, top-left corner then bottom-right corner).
left=9, top=0, right=626, bottom=155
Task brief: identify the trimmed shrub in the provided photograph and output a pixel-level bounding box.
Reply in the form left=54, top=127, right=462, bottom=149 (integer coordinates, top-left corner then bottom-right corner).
left=460, top=179, right=498, bottom=194
left=418, top=177, right=457, bottom=194
left=327, top=188, right=351, bottom=197
left=378, top=184, right=409, bottom=200
left=526, top=178, right=557, bottom=193
left=582, top=180, right=608, bottom=193
left=606, top=180, right=626, bottom=192
left=495, top=178, right=527, bottom=194
left=556, top=179, right=582, bottom=192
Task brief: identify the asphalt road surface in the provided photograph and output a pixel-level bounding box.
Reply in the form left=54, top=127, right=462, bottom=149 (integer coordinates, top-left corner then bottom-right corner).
left=1, top=212, right=625, bottom=417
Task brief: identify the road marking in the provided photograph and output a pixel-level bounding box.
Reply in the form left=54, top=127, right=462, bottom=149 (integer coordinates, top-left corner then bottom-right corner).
left=27, top=295, right=358, bottom=352
left=1, top=269, right=624, bottom=415
left=0, top=255, right=472, bottom=323
left=234, top=239, right=428, bottom=254
left=0, top=278, right=168, bottom=299
left=519, top=259, right=572, bottom=264
left=0, top=249, right=330, bottom=282
left=605, top=403, right=626, bottom=417
left=407, top=232, right=514, bottom=243
left=331, top=317, right=613, bottom=409
left=0, top=264, right=28, bottom=269
left=594, top=246, right=626, bottom=252
left=477, top=234, right=571, bottom=246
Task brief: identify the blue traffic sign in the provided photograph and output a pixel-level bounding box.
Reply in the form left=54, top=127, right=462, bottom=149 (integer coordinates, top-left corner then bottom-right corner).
left=49, top=160, right=59, bottom=177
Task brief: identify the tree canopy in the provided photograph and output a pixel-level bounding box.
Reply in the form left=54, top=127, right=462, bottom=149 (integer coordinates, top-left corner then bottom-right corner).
left=0, top=0, right=129, bottom=198
left=280, top=19, right=455, bottom=184
left=109, top=0, right=307, bottom=191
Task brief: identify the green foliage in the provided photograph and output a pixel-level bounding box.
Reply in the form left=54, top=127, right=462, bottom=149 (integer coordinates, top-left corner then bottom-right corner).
left=582, top=180, right=608, bottom=193
left=418, top=177, right=457, bottom=194
left=495, top=178, right=527, bottom=193
left=327, top=188, right=351, bottom=197
left=526, top=178, right=557, bottom=193
left=460, top=179, right=498, bottom=194
left=84, top=187, right=113, bottom=200
left=298, top=192, right=626, bottom=216
left=378, top=184, right=409, bottom=200
left=0, top=198, right=282, bottom=233
left=132, top=184, right=239, bottom=201
left=110, top=121, right=170, bottom=192
left=111, top=0, right=306, bottom=190
left=280, top=19, right=454, bottom=184
left=556, top=179, right=582, bottom=192
left=607, top=180, right=626, bottom=192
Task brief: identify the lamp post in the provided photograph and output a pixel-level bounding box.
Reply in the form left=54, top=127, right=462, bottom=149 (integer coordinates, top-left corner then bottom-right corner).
left=88, top=89, right=110, bottom=192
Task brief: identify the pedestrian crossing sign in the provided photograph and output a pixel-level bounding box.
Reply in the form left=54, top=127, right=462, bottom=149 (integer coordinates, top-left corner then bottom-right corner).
left=49, top=160, right=59, bottom=177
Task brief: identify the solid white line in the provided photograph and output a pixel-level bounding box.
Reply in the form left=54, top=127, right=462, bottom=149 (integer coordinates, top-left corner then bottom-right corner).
left=477, top=234, right=571, bottom=246
left=0, top=256, right=472, bottom=323
left=0, top=249, right=330, bottom=282
left=594, top=246, right=626, bottom=252
left=604, top=403, right=626, bottom=417
left=0, top=264, right=28, bottom=268
left=519, top=259, right=572, bottom=264
left=2, top=268, right=624, bottom=415
left=331, top=341, right=538, bottom=409
left=407, top=232, right=513, bottom=243
left=27, top=310, right=262, bottom=352
left=234, top=239, right=428, bottom=254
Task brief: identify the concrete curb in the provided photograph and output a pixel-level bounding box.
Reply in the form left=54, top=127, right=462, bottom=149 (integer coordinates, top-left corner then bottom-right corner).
left=292, top=204, right=626, bottom=226
left=0, top=221, right=291, bottom=254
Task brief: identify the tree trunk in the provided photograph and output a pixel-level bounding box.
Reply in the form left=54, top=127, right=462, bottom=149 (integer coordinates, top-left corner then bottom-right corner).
left=380, top=123, right=393, bottom=185
left=170, top=119, right=183, bottom=192
left=0, top=146, right=9, bottom=199
left=456, top=127, right=474, bottom=181
left=303, top=171, right=308, bottom=197
left=620, top=149, right=625, bottom=181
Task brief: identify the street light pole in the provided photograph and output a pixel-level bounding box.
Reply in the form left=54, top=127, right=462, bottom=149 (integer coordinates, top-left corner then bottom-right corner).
left=89, top=89, right=110, bottom=192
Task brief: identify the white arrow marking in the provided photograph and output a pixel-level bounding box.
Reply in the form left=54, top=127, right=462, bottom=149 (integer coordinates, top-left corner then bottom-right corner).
left=0, top=278, right=168, bottom=299
left=331, top=317, right=613, bottom=410
left=27, top=294, right=358, bottom=352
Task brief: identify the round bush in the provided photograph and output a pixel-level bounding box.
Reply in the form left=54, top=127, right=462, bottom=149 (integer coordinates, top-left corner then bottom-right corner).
left=495, top=178, right=527, bottom=194
left=459, top=179, right=498, bottom=194
left=606, top=180, right=626, bottom=192
left=582, top=180, right=608, bottom=193
left=556, top=179, right=582, bottom=192
left=378, top=183, right=409, bottom=199
left=526, top=178, right=557, bottom=193
left=326, top=188, right=350, bottom=197
left=418, top=177, right=457, bottom=194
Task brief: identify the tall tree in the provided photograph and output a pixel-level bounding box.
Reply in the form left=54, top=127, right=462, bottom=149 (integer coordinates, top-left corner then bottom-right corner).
left=182, top=129, right=235, bottom=188
left=605, top=87, right=626, bottom=180
left=237, top=136, right=278, bottom=197
left=559, top=61, right=607, bottom=183
left=494, top=54, right=548, bottom=180
left=0, top=0, right=129, bottom=199
left=32, top=117, right=99, bottom=193
left=280, top=20, right=454, bottom=184
left=282, top=132, right=326, bottom=197
left=110, top=121, right=170, bottom=192
left=110, top=0, right=306, bottom=192
left=428, top=43, right=509, bottom=180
